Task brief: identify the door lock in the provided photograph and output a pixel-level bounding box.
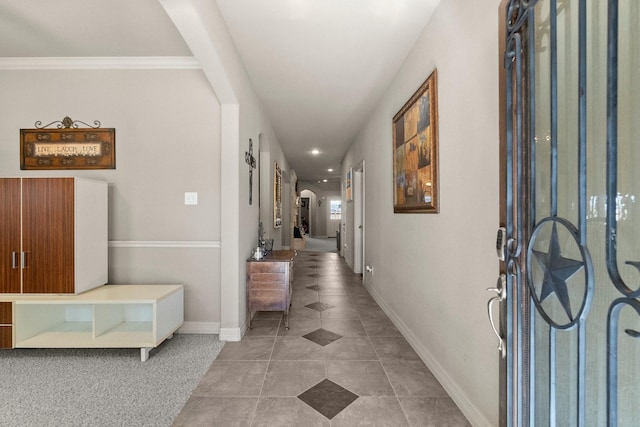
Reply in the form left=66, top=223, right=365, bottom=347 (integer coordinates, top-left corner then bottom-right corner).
left=496, top=227, right=507, bottom=261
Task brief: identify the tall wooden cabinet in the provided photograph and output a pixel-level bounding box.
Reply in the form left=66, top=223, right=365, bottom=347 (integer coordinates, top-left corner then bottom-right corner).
left=0, top=177, right=107, bottom=295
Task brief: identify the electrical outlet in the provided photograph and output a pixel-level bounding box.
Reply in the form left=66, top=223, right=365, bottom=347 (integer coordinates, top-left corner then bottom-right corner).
left=184, top=192, right=198, bottom=205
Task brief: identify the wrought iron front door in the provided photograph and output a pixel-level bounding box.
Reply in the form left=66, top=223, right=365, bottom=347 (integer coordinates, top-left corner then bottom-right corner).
left=497, top=0, right=640, bottom=425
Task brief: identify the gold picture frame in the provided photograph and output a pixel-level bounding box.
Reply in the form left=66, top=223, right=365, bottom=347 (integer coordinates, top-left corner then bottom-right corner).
left=392, top=69, right=439, bottom=213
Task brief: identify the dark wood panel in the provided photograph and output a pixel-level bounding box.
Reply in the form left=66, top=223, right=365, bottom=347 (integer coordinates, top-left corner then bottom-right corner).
left=22, top=178, right=75, bottom=294
left=0, top=325, right=12, bottom=348
left=0, top=302, right=12, bottom=324
left=0, top=179, right=22, bottom=293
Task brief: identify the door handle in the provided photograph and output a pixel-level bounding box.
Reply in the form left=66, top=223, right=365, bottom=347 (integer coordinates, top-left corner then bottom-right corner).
left=21, top=252, right=28, bottom=269
left=487, top=274, right=506, bottom=358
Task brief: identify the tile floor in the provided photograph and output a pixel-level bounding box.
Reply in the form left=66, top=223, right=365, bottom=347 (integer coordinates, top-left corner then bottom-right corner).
left=173, top=251, right=471, bottom=427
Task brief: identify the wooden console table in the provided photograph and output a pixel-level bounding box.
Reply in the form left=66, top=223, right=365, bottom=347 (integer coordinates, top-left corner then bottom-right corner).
left=246, top=250, right=296, bottom=330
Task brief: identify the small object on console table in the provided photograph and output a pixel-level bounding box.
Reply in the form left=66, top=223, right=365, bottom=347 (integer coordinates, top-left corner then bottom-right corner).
left=246, top=249, right=296, bottom=330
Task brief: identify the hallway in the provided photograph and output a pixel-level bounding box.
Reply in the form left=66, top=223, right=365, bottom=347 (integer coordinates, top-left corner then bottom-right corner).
left=173, top=251, right=470, bottom=426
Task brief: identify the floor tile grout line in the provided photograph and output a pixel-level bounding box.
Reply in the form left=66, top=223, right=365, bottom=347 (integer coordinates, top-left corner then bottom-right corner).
left=248, top=327, right=278, bottom=426
left=345, top=261, right=415, bottom=426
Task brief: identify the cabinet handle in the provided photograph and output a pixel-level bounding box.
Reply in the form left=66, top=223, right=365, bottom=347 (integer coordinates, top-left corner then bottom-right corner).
left=12, top=252, right=18, bottom=269
left=21, top=252, right=28, bottom=269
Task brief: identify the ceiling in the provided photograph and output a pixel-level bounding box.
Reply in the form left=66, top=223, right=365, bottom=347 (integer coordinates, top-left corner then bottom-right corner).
left=0, top=0, right=440, bottom=182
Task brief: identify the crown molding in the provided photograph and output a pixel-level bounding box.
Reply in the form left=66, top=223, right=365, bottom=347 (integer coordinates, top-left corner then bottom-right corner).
left=0, top=56, right=200, bottom=70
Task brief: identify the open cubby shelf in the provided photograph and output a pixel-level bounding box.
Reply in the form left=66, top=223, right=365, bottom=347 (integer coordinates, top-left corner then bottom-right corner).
left=2, top=284, right=184, bottom=361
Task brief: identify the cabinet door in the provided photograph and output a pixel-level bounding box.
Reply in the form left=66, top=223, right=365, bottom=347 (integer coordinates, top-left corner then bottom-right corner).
left=22, top=178, right=75, bottom=294
left=0, top=179, right=21, bottom=293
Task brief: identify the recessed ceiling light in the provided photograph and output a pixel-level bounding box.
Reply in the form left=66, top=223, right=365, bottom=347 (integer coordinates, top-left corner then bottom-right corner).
left=323, top=179, right=328, bottom=183
left=327, top=168, right=334, bottom=172
left=311, top=149, right=320, bottom=155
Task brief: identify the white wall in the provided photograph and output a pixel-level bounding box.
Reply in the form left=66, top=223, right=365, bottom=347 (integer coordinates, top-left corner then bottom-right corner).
left=0, top=68, right=221, bottom=331
left=179, top=0, right=290, bottom=338
left=341, top=0, right=500, bottom=425
left=0, top=0, right=291, bottom=339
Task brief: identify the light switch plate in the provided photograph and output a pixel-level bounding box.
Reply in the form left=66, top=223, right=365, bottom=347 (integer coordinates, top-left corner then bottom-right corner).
left=184, top=192, right=198, bottom=205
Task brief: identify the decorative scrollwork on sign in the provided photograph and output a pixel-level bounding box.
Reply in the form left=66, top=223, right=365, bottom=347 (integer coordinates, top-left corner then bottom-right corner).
left=34, top=116, right=101, bottom=129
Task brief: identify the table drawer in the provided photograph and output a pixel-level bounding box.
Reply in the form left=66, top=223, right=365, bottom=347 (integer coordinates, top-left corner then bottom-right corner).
left=247, top=262, right=286, bottom=273
left=249, top=277, right=287, bottom=290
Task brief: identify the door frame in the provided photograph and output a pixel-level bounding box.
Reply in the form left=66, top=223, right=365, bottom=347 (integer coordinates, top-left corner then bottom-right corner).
left=498, top=0, right=533, bottom=424
left=497, top=1, right=509, bottom=425
left=353, top=161, right=365, bottom=276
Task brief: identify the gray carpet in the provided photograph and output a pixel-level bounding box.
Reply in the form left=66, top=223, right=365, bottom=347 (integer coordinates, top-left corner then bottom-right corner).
left=0, top=334, right=224, bottom=427
left=300, top=236, right=338, bottom=252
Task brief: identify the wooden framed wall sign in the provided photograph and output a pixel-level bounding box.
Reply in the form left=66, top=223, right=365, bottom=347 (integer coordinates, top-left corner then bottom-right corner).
left=20, top=117, right=115, bottom=170
left=392, top=69, right=439, bottom=213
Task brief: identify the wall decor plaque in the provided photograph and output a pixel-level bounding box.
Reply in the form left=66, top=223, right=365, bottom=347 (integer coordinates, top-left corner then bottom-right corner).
left=20, top=117, right=115, bottom=170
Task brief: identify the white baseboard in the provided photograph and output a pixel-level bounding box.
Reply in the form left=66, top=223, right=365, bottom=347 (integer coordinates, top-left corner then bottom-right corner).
left=364, top=283, right=494, bottom=427
left=219, top=327, right=242, bottom=342
left=178, top=321, right=220, bottom=334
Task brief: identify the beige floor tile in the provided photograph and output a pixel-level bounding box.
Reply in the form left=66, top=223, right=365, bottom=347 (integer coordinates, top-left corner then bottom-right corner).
left=277, top=317, right=322, bottom=336
left=287, top=306, right=321, bottom=320
left=172, top=396, right=257, bottom=427
left=398, top=397, right=471, bottom=427
left=215, top=337, right=275, bottom=361
left=370, top=336, right=421, bottom=361
left=261, top=360, right=326, bottom=396
left=382, top=359, right=449, bottom=397
left=320, top=306, right=360, bottom=319
left=361, top=317, right=403, bottom=337
left=271, top=336, right=325, bottom=360
left=251, top=397, right=330, bottom=426
left=321, top=318, right=367, bottom=337
left=324, top=336, right=378, bottom=360
left=245, top=319, right=281, bottom=337
left=191, top=361, right=268, bottom=397
left=331, top=396, right=410, bottom=426
left=326, top=360, right=395, bottom=396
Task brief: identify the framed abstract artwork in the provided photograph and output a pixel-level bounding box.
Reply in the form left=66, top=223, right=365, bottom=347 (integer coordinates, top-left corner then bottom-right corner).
left=345, top=167, right=353, bottom=201
left=392, top=69, right=439, bottom=213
